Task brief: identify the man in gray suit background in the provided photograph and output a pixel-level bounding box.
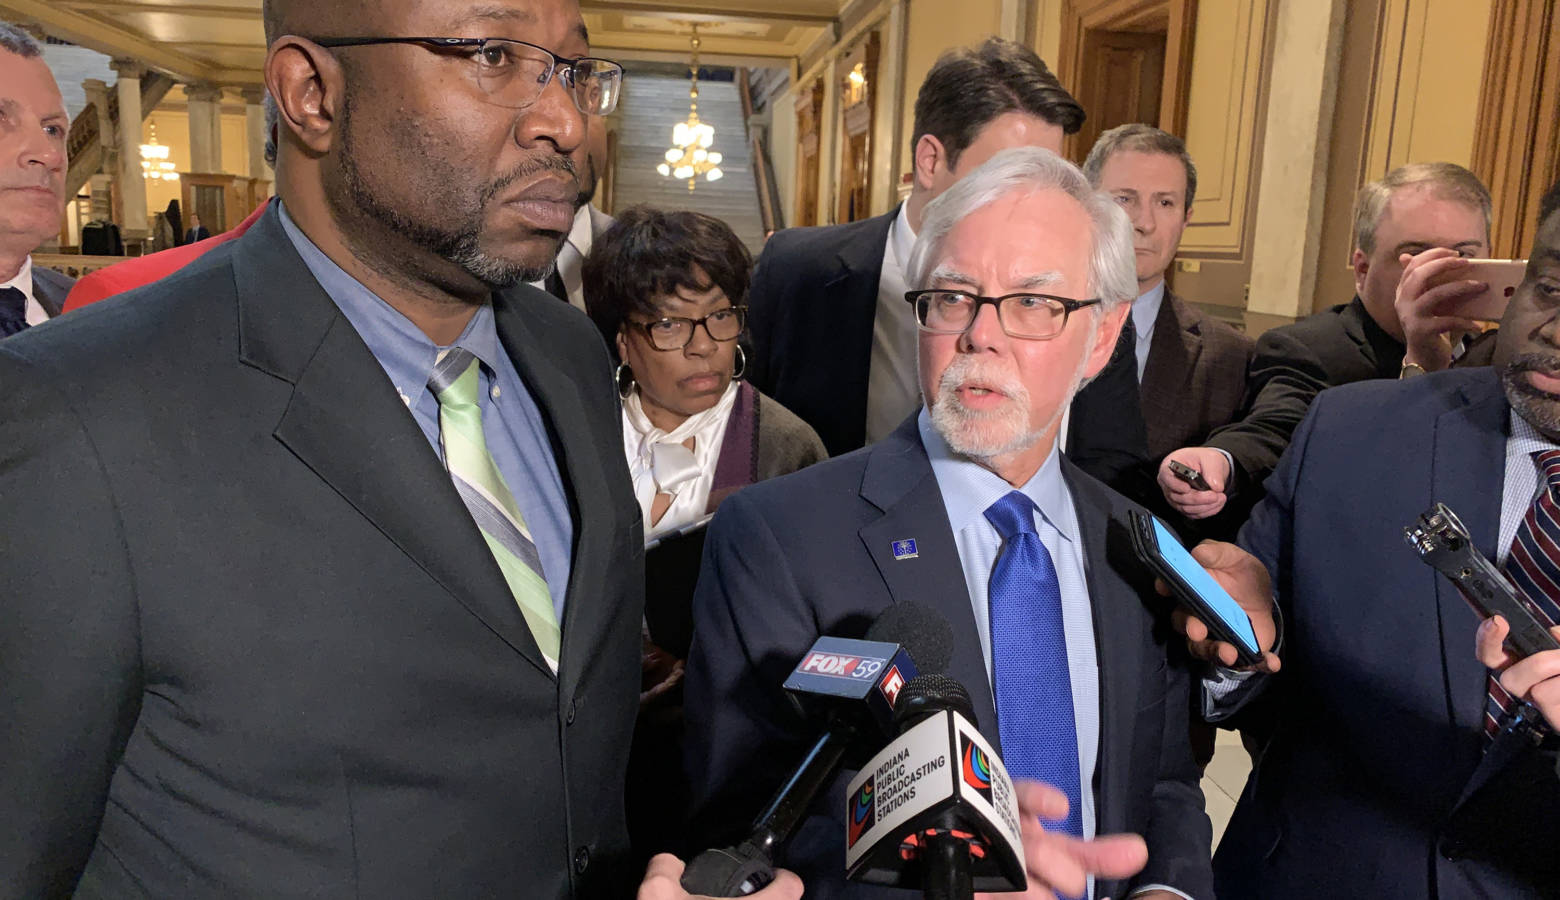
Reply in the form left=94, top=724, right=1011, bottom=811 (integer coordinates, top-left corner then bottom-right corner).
left=0, top=21, right=72, bottom=334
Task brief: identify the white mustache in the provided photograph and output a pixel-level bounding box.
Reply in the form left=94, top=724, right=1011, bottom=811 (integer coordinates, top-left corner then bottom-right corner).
left=937, top=357, right=1028, bottom=407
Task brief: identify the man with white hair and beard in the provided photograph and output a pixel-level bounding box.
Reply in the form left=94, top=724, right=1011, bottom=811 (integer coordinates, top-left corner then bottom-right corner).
left=683, top=147, right=1216, bottom=900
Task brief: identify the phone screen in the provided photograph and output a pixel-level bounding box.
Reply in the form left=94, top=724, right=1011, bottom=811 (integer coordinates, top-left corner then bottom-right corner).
left=1150, top=517, right=1261, bottom=652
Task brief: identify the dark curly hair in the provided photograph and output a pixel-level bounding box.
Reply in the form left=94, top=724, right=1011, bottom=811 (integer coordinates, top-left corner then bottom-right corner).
left=583, top=206, right=752, bottom=361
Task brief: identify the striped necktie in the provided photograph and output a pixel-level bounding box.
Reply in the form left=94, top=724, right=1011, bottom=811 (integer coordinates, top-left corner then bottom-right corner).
left=985, top=489, right=1085, bottom=892
left=429, top=348, right=561, bottom=672
left=1486, top=449, right=1560, bottom=739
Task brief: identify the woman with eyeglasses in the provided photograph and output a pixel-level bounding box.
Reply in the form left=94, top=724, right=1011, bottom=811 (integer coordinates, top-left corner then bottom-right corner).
left=584, top=207, right=824, bottom=861
left=585, top=207, right=826, bottom=546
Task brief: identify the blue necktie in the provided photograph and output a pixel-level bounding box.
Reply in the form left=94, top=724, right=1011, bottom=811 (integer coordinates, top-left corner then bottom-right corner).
left=0, top=287, right=28, bottom=337
left=986, top=490, right=1084, bottom=853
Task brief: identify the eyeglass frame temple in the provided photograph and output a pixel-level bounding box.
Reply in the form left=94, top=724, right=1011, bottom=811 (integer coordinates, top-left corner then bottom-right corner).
left=902, top=289, right=1101, bottom=336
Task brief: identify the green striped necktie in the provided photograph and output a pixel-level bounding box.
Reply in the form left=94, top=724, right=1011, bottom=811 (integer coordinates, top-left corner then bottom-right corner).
left=429, top=348, right=561, bottom=671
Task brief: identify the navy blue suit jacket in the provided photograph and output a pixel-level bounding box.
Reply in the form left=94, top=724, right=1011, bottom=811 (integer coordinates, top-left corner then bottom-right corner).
left=683, top=415, right=1213, bottom=899
left=1217, top=367, right=1560, bottom=898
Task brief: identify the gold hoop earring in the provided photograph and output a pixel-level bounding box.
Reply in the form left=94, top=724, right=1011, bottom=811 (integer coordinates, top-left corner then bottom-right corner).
left=615, top=362, right=634, bottom=399
left=732, top=345, right=747, bottom=381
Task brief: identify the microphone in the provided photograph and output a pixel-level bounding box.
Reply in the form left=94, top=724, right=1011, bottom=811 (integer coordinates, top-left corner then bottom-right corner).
left=680, top=604, right=954, bottom=896
left=843, top=673, right=1026, bottom=899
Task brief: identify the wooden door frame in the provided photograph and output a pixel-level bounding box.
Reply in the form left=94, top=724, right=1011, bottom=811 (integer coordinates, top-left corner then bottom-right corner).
left=1057, top=0, right=1198, bottom=160
left=1470, top=0, right=1560, bottom=259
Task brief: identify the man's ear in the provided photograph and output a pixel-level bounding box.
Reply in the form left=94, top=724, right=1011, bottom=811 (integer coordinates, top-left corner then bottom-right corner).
left=1082, top=303, right=1129, bottom=380
left=912, top=134, right=948, bottom=192
left=1350, top=248, right=1369, bottom=297
left=265, top=36, right=346, bottom=156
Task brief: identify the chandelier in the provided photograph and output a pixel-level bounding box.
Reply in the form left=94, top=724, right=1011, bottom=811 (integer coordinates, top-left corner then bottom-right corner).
left=140, top=123, right=179, bottom=182
left=656, top=23, right=723, bottom=192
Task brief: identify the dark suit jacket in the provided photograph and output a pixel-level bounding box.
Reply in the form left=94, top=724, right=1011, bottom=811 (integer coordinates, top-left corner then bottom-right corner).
left=185, top=225, right=212, bottom=244
left=0, top=208, right=644, bottom=898
left=746, top=210, right=1151, bottom=487
left=1215, top=368, right=1560, bottom=899
left=1140, top=291, right=1253, bottom=460
left=682, top=416, right=1213, bottom=899
left=30, top=264, right=73, bottom=318
left=1207, top=296, right=1403, bottom=501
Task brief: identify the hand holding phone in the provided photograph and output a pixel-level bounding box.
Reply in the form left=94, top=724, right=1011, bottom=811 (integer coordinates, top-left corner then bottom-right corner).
left=1130, top=512, right=1279, bottom=670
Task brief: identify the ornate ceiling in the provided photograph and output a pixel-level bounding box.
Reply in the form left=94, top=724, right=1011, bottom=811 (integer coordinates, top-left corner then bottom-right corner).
left=0, top=0, right=846, bottom=85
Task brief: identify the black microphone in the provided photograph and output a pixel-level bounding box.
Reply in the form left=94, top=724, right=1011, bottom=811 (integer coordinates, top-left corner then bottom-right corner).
left=680, top=604, right=954, bottom=896
left=843, top=673, right=1026, bottom=899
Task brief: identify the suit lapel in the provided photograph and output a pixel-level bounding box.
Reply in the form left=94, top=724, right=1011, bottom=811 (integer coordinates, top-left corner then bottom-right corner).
left=856, top=417, right=1001, bottom=747
left=830, top=210, right=899, bottom=441
left=30, top=270, right=66, bottom=317
left=1429, top=372, right=1509, bottom=735
left=235, top=209, right=553, bottom=676
left=1139, top=293, right=1204, bottom=454
left=1061, top=459, right=1144, bottom=834
left=491, top=289, right=621, bottom=692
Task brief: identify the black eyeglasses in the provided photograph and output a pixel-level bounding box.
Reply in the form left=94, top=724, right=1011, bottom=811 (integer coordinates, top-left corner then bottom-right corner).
left=312, top=36, right=623, bottom=115
left=630, top=306, right=747, bottom=351
left=904, top=289, right=1101, bottom=340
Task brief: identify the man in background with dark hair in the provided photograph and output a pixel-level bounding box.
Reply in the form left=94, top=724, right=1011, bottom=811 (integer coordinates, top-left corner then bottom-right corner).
left=745, top=37, right=1150, bottom=489
left=0, top=20, right=71, bottom=333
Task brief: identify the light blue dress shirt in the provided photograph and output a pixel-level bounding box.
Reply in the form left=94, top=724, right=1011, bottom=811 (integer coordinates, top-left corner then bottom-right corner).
left=1131, top=281, right=1167, bottom=382
left=919, top=410, right=1101, bottom=838
left=278, top=204, right=574, bottom=619
left=920, top=410, right=1195, bottom=900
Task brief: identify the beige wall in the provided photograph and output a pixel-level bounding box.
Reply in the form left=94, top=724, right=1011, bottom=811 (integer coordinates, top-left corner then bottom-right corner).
left=141, top=107, right=255, bottom=215
left=898, top=0, right=1004, bottom=182
left=1312, top=0, right=1494, bottom=317
left=1364, top=0, right=1492, bottom=176
left=1164, top=0, right=1274, bottom=317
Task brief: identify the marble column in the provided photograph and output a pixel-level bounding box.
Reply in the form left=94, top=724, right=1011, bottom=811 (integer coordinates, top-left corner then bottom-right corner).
left=1246, top=0, right=1348, bottom=330
left=184, top=82, right=224, bottom=174
left=110, top=59, right=148, bottom=240
left=242, top=87, right=270, bottom=181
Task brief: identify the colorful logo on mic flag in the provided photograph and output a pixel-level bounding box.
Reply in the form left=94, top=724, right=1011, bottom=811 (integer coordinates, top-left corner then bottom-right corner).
left=961, top=734, right=993, bottom=803
left=847, top=776, right=876, bottom=848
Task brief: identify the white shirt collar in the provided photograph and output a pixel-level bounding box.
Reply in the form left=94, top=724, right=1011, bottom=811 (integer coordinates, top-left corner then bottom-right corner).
left=1131, top=280, right=1166, bottom=341
left=887, top=203, right=916, bottom=280
left=0, top=255, right=34, bottom=303
left=565, top=204, right=594, bottom=258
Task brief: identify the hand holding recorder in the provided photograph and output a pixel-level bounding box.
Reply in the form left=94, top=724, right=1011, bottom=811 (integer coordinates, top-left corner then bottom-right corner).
left=1156, top=448, right=1232, bottom=520
left=1476, top=618, right=1560, bottom=732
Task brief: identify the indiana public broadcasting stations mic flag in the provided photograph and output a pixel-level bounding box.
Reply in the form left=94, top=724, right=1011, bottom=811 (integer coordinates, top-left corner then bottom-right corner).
left=843, top=709, right=1026, bottom=890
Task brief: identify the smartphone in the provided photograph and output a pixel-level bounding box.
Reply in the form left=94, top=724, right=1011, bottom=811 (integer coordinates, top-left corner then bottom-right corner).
left=1425, top=258, right=1528, bottom=322
left=1167, top=460, right=1212, bottom=492
left=1129, top=510, right=1264, bottom=666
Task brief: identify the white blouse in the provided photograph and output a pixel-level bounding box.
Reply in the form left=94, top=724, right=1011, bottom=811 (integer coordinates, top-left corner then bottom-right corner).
left=622, top=380, right=740, bottom=542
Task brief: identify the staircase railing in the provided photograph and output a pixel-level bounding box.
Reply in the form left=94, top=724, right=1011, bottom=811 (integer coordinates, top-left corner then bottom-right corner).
left=65, top=72, right=177, bottom=200
left=738, top=68, right=785, bottom=235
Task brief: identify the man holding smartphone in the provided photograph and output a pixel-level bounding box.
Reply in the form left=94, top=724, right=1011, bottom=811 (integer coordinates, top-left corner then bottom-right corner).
left=1177, top=181, right=1560, bottom=899
left=1159, top=163, right=1494, bottom=521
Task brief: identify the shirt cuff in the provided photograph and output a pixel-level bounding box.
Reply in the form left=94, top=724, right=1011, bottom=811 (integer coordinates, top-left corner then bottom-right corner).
left=1211, top=448, right=1236, bottom=490
left=1130, top=885, right=1195, bottom=900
